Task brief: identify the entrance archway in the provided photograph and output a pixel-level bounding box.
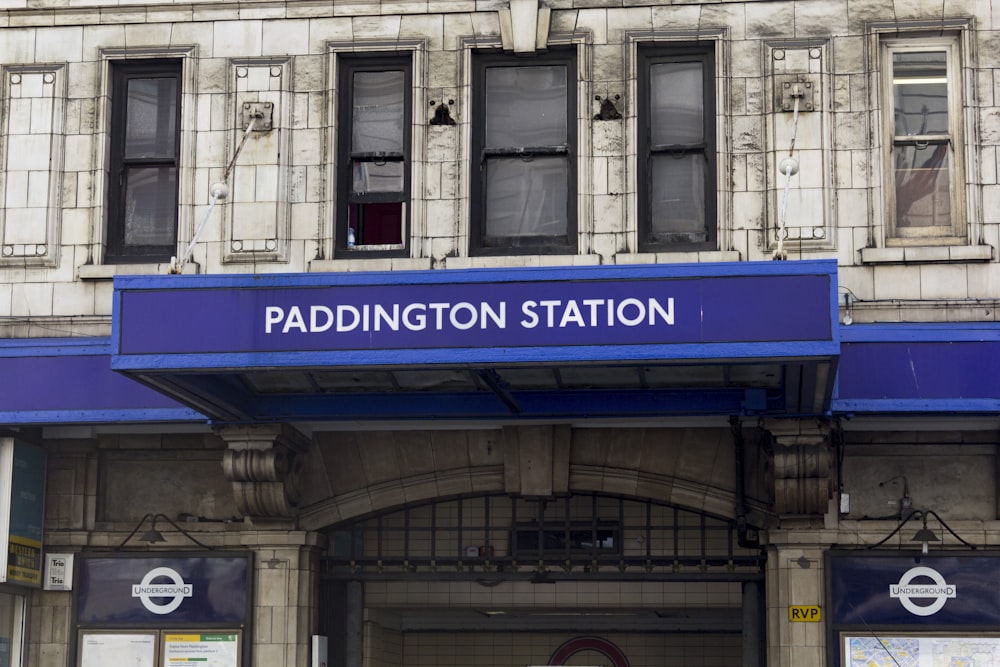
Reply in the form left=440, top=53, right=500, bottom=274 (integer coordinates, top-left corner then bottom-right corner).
left=317, top=493, right=765, bottom=667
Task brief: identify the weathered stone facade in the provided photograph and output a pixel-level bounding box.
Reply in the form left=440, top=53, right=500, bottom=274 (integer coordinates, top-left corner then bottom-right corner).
left=2, top=0, right=999, bottom=666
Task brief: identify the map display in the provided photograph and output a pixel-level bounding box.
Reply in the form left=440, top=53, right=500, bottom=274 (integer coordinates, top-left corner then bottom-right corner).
left=845, top=635, right=1000, bottom=667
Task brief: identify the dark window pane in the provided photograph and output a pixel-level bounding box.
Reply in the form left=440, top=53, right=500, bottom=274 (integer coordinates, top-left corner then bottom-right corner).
left=123, top=166, right=177, bottom=246
left=893, top=51, right=948, bottom=136
left=352, top=71, right=405, bottom=154
left=650, top=62, right=704, bottom=145
left=352, top=160, right=404, bottom=193
left=125, top=78, right=178, bottom=158
left=485, top=156, right=568, bottom=240
left=485, top=65, right=567, bottom=147
left=650, top=153, right=707, bottom=242
left=349, top=202, right=404, bottom=245
left=894, top=144, right=951, bottom=228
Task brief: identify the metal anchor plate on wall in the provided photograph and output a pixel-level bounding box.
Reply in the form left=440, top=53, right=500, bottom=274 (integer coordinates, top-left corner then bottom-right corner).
left=775, top=76, right=817, bottom=112
left=241, top=102, right=274, bottom=131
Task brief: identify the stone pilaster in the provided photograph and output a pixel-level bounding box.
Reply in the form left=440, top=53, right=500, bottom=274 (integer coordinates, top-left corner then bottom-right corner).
left=502, top=424, right=571, bottom=497
left=766, top=545, right=827, bottom=667
left=249, top=536, right=323, bottom=667
left=218, top=424, right=310, bottom=520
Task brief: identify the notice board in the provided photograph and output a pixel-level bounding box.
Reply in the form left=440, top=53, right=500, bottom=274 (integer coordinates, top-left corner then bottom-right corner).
left=78, top=631, right=239, bottom=667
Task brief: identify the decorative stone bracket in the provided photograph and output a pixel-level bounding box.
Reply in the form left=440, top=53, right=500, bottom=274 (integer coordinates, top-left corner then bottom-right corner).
left=218, top=424, right=310, bottom=519
left=763, top=419, right=835, bottom=516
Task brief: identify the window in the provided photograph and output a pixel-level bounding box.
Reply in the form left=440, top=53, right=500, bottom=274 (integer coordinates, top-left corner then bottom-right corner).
left=336, top=56, right=411, bottom=255
left=512, top=523, right=621, bottom=557
left=471, top=52, right=577, bottom=255
left=883, top=37, right=965, bottom=242
left=638, top=45, right=716, bottom=251
left=107, top=60, right=181, bottom=262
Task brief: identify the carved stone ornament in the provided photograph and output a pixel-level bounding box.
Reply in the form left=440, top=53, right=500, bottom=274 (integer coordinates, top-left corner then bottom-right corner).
left=764, top=419, right=835, bottom=516
left=218, top=424, right=309, bottom=518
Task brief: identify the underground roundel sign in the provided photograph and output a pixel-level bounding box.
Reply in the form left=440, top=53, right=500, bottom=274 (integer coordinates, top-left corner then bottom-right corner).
left=889, top=566, right=957, bottom=616
left=131, top=566, right=194, bottom=615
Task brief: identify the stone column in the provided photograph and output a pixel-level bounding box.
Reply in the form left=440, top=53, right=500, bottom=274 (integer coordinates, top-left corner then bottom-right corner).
left=762, top=419, right=835, bottom=667
left=218, top=425, right=320, bottom=667
left=766, top=545, right=827, bottom=667
left=251, top=537, right=323, bottom=667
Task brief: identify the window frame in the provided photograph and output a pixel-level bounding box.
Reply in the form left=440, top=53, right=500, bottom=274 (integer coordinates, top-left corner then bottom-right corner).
left=637, top=44, right=717, bottom=253
left=106, top=59, right=182, bottom=264
left=881, top=35, right=966, bottom=245
left=335, top=54, right=412, bottom=258
left=470, top=50, right=578, bottom=256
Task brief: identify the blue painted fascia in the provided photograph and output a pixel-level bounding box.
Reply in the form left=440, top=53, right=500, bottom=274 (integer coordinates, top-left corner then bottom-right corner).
left=832, top=322, right=1000, bottom=415
left=110, top=343, right=839, bottom=373
left=0, top=337, right=206, bottom=425
left=113, top=258, right=840, bottom=290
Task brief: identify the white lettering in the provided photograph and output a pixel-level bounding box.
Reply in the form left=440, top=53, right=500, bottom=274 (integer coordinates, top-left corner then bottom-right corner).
left=617, top=298, right=645, bottom=326
left=539, top=300, right=560, bottom=327
left=428, top=303, right=449, bottom=329
left=265, top=306, right=284, bottom=334
left=310, top=306, right=334, bottom=333
left=374, top=304, right=399, bottom=331
left=336, top=305, right=361, bottom=332
left=481, top=302, right=506, bottom=329
left=283, top=306, right=307, bottom=333
left=559, top=300, right=585, bottom=327
left=582, top=299, right=603, bottom=326
left=450, top=302, right=477, bottom=330
left=521, top=301, right=539, bottom=328
left=403, top=303, right=426, bottom=330
left=649, top=297, right=675, bottom=325
left=263, top=296, right=674, bottom=335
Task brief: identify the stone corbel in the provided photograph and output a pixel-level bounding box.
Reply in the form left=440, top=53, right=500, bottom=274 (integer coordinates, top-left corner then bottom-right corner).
left=499, top=0, right=551, bottom=54
left=218, top=424, right=310, bottom=519
left=763, top=419, right=834, bottom=517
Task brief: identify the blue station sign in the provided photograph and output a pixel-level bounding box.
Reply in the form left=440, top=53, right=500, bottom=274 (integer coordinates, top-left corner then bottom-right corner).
left=112, top=261, right=838, bottom=370
left=829, top=553, right=1000, bottom=626
left=76, top=555, right=250, bottom=625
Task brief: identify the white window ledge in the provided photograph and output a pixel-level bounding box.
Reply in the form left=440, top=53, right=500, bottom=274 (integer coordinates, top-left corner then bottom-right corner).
left=616, top=251, right=741, bottom=265
left=860, top=245, right=994, bottom=264
left=443, top=255, right=602, bottom=270
left=309, top=257, right=433, bottom=273
left=78, top=262, right=197, bottom=280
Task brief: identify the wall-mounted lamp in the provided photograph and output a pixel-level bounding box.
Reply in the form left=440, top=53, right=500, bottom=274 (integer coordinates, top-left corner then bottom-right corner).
left=911, top=515, right=940, bottom=555
left=868, top=508, right=975, bottom=553
left=839, top=286, right=861, bottom=326
left=115, top=513, right=213, bottom=551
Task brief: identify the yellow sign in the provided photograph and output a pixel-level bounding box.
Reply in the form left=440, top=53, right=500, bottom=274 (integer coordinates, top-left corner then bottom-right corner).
left=788, top=605, right=821, bottom=622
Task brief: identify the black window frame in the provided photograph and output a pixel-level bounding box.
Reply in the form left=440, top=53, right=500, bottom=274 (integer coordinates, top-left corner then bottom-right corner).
left=106, top=59, right=182, bottom=263
left=335, top=54, right=412, bottom=258
left=637, top=44, right=717, bottom=253
left=470, top=50, right=578, bottom=256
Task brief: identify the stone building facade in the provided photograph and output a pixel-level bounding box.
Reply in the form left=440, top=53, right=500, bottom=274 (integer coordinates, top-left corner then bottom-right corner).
left=1, top=0, right=999, bottom=666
